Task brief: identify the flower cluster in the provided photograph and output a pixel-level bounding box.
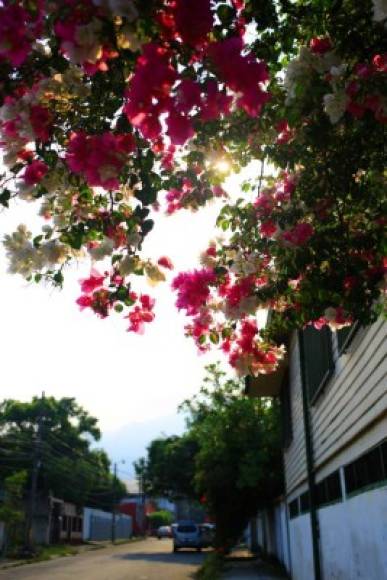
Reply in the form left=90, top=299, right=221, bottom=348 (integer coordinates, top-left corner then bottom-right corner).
left=285, top=39, right=387, bottom=125
left=208, top=37, right=270, bottom=117
left=0, top=1, right=385, bottom=375
left=76, top=268, right=155, bottom=331
left=66, top=132, right=135, bottom=189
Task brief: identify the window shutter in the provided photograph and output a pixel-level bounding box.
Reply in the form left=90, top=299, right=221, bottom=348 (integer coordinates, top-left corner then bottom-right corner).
left=337, top=322, right=359, bottom=354
left=302, top=326, right=334, bottom=402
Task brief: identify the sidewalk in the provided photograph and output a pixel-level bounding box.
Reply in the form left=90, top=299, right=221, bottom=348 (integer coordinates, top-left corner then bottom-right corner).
left=222, top=548, right=288, bottom=579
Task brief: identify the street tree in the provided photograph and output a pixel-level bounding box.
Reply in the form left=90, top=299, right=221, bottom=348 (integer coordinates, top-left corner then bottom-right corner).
left=0, top=1, right=384, bottom=377
left=181, top=364, right=283, bottom=551
left=0, top=471, right=27, bottom=555
left=0, top=396, right=126, bottom=508
left=138, top=364, right=283, bottom=551
left=134, top=435, right=198, bottom=500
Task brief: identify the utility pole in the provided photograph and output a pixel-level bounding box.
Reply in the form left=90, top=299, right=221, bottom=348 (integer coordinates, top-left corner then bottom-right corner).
left=140, top=472, right=146, bottom=535
left=25, top=392, right=45, bottom=552
left=111, top=462, right=117, bottom=543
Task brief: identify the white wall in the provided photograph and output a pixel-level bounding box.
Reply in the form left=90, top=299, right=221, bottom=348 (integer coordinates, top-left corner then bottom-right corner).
left=83, top=507, right=132, bottom=541
left=289, top=513, right=314, bottom=580
left=248, top=501, right=292, bottom=575
left=319, top=485, right=387, bottom=580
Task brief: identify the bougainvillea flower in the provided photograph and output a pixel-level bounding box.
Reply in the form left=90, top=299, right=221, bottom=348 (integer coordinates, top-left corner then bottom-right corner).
left=23, top=160, right=49, bottom=186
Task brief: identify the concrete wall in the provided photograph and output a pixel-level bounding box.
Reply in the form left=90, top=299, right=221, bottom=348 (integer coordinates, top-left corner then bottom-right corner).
left=288, top=513, right=314, bottom=580
left=282, top=320, right=386, bottom=579
left=248, top=500, right=292, bottom=576
left=319, top=485, right=387, bottom=580
left=83, top=507, right=132, bottom=541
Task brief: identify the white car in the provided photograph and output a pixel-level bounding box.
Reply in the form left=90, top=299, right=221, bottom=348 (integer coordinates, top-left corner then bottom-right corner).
left=172, top=522, right=202, bottom=552
left=157, top=525, right=172, bottom=539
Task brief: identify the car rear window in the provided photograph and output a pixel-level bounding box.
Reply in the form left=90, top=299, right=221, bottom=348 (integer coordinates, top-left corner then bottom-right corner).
left=177, top=525, right=197, bottom=533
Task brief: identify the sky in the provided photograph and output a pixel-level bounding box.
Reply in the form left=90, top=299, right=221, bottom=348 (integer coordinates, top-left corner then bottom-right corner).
left=0, top=169, right=258, bottom=480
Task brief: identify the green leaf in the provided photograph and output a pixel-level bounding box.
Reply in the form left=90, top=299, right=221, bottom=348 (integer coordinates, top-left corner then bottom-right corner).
left=0, top=189, right=11, bottom=208
left=141, top=219, right=154, bottom=236
left=33, top=235, right=43, bottom=248
left=134, top=186, right=157, bottom=206
left=53, top=271, right=64, bottom=285
left=210, top=332, right=220, bottom=344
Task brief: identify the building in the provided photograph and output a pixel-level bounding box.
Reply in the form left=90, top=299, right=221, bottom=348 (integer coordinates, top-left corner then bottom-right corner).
left=246, top=318, right=387, bottom=579
left=119, top=494, right=146, bottom=535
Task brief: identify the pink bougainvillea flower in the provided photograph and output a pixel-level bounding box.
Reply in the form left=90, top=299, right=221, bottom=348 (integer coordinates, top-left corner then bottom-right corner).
left=372, top=53, right=387, bottom=73
left=124, top=43, right=177, bottom=142
left=0, top=4, right=34, bottom=67
left=172, top=0, right=213, bottom=48
left=199, top=80, right=232, bottom=121
left=172, top=268, right=217, bottom=316
left=158, top=256, right=174, bottom=270
left=126, top=294, right=155, bottom=333
left=254, top=194, right=274, bottom=216
left=23, top=160, right=49, bottom=185
left=309, top=37, right=332, bottom=54
left=79, top=270, right=106, bottom=293
left=282, top=223, right=314, bottom=245
left=76, top=295, right=93, bottom=310
left=260, top=220, right=278, bottom=238
left=65, top=131, right=135, bottom=189
left=208, top=37, right=269, bottom=117
left=166, top=112, right=195, bottom=145
left=30, top=105, right=53, bottom=143
left=175, top=80, right=202, bottom=114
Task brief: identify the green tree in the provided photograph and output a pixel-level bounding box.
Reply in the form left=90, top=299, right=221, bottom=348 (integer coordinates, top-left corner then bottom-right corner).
left=181, top=365, right=283, bottom=552
left=134, top=435, right=198, bottom=500
left=147, top=510, right=173, bottom=530
left=138, top=364, right=283, bottom=552
left=0, top=471, right=27, bottom=555
left=0, top=397, right=126, bottom=509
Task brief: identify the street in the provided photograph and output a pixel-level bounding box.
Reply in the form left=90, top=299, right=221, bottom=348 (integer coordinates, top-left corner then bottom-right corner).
left=0, top=538, right=207, bottom=580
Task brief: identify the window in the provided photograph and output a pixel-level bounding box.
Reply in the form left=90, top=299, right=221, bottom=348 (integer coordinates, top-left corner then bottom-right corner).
left=288, top=498, right=299, bottom=519
left=337, top=322, right=359, bottom=355
left=177, top=525, right=197, bottom=533
left=344, top=442, right=386, bottom=496
left=315, top=470, right=342, bottom=507
left=62, top=516, right=67, bottom=531
left=301, top=326, right=334, bottom=403
left=299, top=491, right=310, bottom=513
left=325, top=471, right=342, bottom=503
left=315, top=480, right=327, bottom=506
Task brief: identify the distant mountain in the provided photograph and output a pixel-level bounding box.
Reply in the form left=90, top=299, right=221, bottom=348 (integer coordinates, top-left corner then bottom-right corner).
left=99, top=412, right=186, bottom=479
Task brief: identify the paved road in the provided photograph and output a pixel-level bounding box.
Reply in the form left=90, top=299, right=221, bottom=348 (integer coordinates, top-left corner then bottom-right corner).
left=0, top=538, right=207, bottom=580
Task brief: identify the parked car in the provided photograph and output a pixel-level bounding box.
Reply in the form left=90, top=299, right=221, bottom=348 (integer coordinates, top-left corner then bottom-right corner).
left=172, top=521, right=202, bottom=552
left=199, top=523, right=216, bottom=548
left=157, top=525, right=172, bottom=539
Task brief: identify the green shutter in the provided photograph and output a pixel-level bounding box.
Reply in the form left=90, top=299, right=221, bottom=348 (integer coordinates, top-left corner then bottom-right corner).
left=337, top=323, right=359, bottom=354
left=301, top=326, right=334, bottom=402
